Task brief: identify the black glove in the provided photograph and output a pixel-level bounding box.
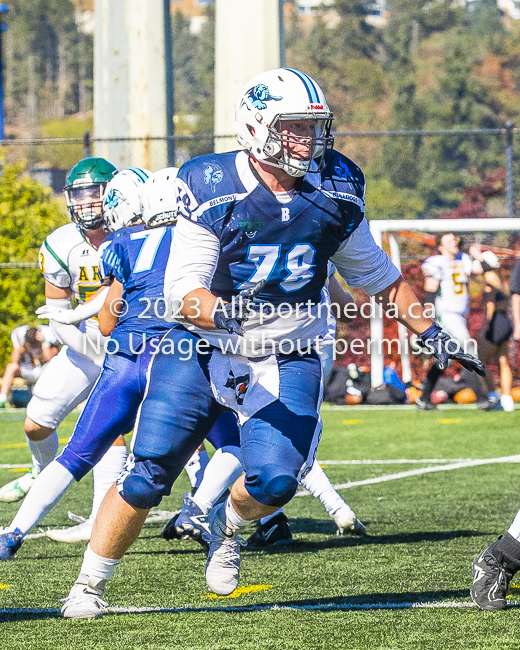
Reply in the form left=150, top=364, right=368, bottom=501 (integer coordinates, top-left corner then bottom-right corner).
left=418, top=322, right=486, bottom=376
left=213, top=280, right=266, bottom=336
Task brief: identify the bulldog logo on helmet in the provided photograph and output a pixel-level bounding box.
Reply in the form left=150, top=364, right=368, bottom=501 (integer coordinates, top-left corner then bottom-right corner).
left=242, top=84, right=283, bottom=111
left=104, top=188, right=123, bottom=210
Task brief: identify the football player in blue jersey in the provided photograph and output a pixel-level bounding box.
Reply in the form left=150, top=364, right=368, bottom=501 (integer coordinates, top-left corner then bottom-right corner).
left=0, top=170, right=176, bottom=560
left=0, top=168, right=240, bottom=565
left=61, top=68, right=485, bottom=618
left=165, top=266, right=366, bottom=547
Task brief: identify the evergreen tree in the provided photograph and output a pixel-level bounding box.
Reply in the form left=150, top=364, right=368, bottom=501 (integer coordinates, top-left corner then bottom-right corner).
left=418, top=31, right=510, bottom=208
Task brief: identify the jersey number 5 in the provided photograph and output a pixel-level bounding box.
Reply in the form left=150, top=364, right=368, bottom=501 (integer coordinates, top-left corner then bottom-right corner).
left=238, top=243, right=316, bottom=293
left=452, top=272, right=465, bottom=295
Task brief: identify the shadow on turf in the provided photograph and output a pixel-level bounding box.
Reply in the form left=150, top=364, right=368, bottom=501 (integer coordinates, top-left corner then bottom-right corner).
left=0, top=589, right=473, bottom=622
left=246, top=519, right=488, bottom=553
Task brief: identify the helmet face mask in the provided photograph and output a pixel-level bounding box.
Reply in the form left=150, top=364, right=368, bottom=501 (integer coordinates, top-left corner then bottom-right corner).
left=265, top=113, right=334, bottom=177
left=64, top=157, right=118, bottom=231
left=65, top=184, right=106, bottom=230
left=236, top=68, right=334, bottom=178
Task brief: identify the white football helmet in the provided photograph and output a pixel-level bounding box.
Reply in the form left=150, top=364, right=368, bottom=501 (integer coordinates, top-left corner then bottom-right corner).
left=235, top=68, right=334, bottom=177
left=140, top=167, right=179, bottom=228
left=102, top=167, right=151, bottom=232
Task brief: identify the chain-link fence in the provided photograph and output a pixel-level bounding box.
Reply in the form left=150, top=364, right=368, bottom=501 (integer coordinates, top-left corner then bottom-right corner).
left=0, top=125, right=518, bottom=216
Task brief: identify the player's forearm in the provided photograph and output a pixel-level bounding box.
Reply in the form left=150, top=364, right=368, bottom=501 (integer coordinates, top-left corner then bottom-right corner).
left=42, top=345, right=56, bottom=362
left=70, top=287, right=110, bottom=324
left=98, top=281, right=122, bottom=336
left=98, top=306, right=119, bottom=336
left=10, top=347, right=22, bottom=364
left=180, top=288, right=219, bottom=330
left=328, top=275, right=356, bottom=324
left=375, top=276, right=433, bottom=336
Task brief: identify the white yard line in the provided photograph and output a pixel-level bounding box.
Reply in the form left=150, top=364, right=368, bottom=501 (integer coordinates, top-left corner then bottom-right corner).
left=1, top=600, right=518, bottom=616
left=0, top=464, right=30, bottom=469
left=318, top=459, right=473, bottom=465
left=320, top=403, right=517, bottom=411
left=297, top=454, right=520, bottom=495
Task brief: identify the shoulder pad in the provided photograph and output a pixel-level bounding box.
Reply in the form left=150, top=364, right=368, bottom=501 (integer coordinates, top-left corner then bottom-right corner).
left=44, top=223, right=85, bottom=260
left=177, top=151, right=247, bottom=226
left=319, top=150, right=365, bottom=216
left=321, top=151, right=365, bottom=193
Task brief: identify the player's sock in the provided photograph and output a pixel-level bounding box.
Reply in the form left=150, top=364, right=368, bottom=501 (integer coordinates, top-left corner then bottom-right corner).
left=192, top=447, right=244, bottom=512
left=300, top=459, right=350, bottom=517
left=215, top=497, right=253, bottom=537
left=26, top=431, right=59, bottom=473
left=7, top=461, right=74, bottom=535
left=507, top=509, right=520, bottom=542
left=0, top=393, right=7, bottom=403
left=80, top=544, right=121, bottom=581
left=259, top=508, right=284, bottom=526
left=90, top=445, right=128, bottom=520
left=184, top=450, right=210, bottom=492
left=421, top=363, right=443, bottom=402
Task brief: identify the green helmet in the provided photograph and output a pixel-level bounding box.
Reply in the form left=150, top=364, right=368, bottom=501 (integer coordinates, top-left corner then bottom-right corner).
left=64, top=157, right=118, bottom=230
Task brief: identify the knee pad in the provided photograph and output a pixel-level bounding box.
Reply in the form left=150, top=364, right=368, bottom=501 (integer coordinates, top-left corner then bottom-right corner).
left=117, top=457, right=173, bottom=510
left=244, top=465, right=298, bottom=507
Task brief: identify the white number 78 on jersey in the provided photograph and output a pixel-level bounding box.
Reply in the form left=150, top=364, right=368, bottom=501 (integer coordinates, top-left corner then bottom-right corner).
left=237, top=243, right=316, bottom=293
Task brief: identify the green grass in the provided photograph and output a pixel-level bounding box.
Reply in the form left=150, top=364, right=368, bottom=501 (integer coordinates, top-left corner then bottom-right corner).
left=1, top=406, right=520, bottom=649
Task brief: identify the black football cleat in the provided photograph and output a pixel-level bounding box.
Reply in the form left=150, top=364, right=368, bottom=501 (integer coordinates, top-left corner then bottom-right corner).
left=471, top=535, right=520, bottom=610
left=247, top=512, right=293, bottom=547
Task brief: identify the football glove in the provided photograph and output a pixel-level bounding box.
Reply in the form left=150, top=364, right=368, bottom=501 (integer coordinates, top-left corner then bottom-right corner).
left=213, top=279, right=266, bottom=336
left=36, top=305, right=77, bottom=325
left=418, top=322, right=486, bottom=376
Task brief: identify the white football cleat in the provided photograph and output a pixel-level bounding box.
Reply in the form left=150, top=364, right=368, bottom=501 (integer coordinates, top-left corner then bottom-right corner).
left=501, top=394, right=515, bottom=412
left=333, top=506, right=366, bottom=536
left=0, top=466, right=39, bottom=503
left=46, top=512, right=93, bottom=543
left=60, top=574, right=107, bottom=619
left=204, top=504, right=245, bottom=596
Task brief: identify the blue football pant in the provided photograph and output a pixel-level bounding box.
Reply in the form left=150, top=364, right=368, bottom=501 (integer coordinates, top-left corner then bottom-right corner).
left=118, top=327, right=322, bottom=509
left=57, top=335, right=239, bottom=481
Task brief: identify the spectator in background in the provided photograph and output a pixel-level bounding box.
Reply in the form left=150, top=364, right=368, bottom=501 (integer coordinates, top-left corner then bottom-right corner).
left=511, top=257, right=520, bottom=342
left=417, top=234, right=491, bottom=410
left=0, top=325, right=58, bottom=408
left=477, top=251, right=514, bottom=412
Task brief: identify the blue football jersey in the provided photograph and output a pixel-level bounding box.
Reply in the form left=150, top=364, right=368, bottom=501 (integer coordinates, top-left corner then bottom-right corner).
left=99, top=224, right=173, bottom=353
left=176, top=149, right=365, bottom=306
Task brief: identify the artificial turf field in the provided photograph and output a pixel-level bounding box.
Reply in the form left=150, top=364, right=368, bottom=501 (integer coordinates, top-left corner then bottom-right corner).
left=1, top=406, right=520, bottom=649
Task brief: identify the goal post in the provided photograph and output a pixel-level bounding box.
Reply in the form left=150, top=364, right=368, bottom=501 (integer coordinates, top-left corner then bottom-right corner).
left=368, top=218, right=520, bottom=388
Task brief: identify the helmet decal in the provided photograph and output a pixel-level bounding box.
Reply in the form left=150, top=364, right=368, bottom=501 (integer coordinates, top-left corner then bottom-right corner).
left=235, top=68, right=334, bottom=178
left=101, top=167, right=150, bottom=232
left=104, top=187, right=123, bottom=210
left=203, top=163, right=224, bottom=192
left=242, top=84, right=283, bottom=111
left=285, top=68, right=321, bottom=103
